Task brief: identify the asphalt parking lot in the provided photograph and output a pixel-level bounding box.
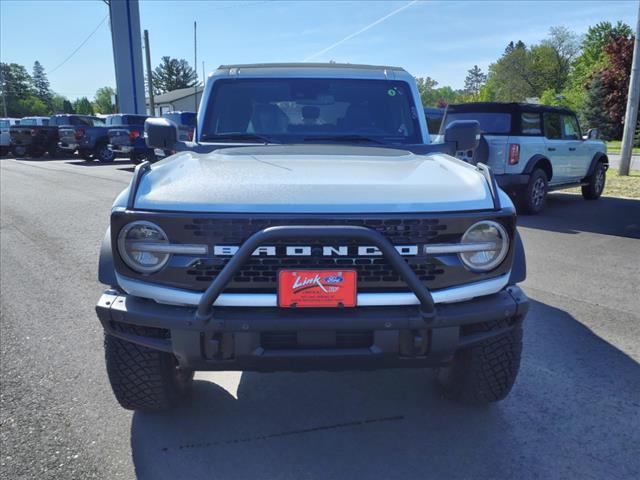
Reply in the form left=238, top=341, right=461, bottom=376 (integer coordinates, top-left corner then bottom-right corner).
left=1, top=156, right=639, bottom=480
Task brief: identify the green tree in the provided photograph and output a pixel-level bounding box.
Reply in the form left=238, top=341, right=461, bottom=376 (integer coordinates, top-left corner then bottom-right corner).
left=17, top=96, right=49, bottom=116
left=541, top=26, right=580, bottom=92
left=415, top=76, right=439, bottom=106
left=73, top=97, right=94, bottom=115
left=32, top=61, right=52, bottom=108
left=0, top=62, right=34, bottom=116
left=151, top=57, right=197, bottom=94
left=463, top=65, right=487, bottom=98
left=582, top=73, right=618, bottom=140
left=93, top=86, right=115, bottom=114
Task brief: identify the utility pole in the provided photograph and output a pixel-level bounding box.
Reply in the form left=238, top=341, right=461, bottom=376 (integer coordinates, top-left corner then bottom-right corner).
left=0, top=67, right=8, bottom=117
left=619, top=2, right=640, bottom=176
left=144, top=29, right=154, bottom=115
left=194, top=21, right=198, bottom=114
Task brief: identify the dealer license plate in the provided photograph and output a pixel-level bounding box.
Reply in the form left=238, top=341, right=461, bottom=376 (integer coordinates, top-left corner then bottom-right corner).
left=278, top=270, right=357, bottom=308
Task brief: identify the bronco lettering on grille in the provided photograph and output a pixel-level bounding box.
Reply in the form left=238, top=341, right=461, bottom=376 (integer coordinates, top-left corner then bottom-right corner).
left=212, top=245, right=419, bottom=257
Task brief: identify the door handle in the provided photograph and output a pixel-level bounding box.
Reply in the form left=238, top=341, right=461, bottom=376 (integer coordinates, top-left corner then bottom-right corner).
left=569, top=147, right=576, bottom=151
left=547, top=147, right=556, bottom=152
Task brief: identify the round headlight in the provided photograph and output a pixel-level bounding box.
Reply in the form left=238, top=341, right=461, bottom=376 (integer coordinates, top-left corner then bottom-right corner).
left=459, top=221, right=509, bottom=272
left=117, top=221, right=170, bottom=273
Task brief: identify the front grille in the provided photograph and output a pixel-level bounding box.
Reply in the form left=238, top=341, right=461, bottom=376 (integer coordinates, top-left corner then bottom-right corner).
left=111, top=212, right=515, bottom=294
left=261, top=331, right=373, bottom=350
left=182, top=217, right=448, bottom=291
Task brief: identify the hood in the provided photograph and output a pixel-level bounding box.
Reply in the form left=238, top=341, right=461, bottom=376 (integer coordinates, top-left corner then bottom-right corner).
left=128, top=145, right=496, bottom=213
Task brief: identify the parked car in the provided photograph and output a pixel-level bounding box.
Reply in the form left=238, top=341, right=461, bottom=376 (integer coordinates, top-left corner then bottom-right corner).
left=58, top=115, right=115, bottom=162
left=424, top=107, right=444, bottom=141
left=162, top=111, right=196, bottom=141
left=440, top=102, right=608, bottom=213
left=106, top=114, right=154, bottom=164
left=0, top=118, right=20, bottom=156
left=152, top=111, right=196, bottom=159
left=9, top=116, right=57, bottom=157
left=97, top=63, right=529, bottom=412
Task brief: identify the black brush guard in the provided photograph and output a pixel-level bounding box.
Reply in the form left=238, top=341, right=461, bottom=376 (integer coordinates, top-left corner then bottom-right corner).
left=194, top=225, right=436, bottom=325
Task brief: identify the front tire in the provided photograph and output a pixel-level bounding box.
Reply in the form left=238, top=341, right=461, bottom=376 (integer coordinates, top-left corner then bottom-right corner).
left=437, top=320, right=523, bottom=404
left=105, top=332, right=193, bottom=411
left=12, top=145, right=27, bottom=157
left=95, top=144, right=115, bottom=163
left=581, top=162, right=606, bottom=200
left=518, top=169, right=548, bottom=214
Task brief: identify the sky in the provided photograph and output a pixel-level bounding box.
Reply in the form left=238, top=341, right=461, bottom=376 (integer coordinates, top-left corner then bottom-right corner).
left=0, top=0, right=637, bottom=100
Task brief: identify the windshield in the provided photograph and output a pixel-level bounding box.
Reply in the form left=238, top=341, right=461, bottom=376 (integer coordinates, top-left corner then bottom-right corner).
left=20, top=118, right=39, bottom=126
left=441, top=112, right=511, bottom=135
left=201, top=78, right=421, bottom=144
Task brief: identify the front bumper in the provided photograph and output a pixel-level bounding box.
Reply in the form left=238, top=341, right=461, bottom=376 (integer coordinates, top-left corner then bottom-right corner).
left=96, top=286, right=529, bottom=371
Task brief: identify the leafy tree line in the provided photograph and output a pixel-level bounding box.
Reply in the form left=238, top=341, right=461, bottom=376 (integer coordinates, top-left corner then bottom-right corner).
left=0, top=61, right=116, bottom=117
left=416, top=21, right=636, bottom=141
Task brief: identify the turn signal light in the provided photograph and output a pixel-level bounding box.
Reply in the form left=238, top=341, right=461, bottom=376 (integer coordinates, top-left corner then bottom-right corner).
left=74, top=127, right=85, bottom=140
left=129, top=129, right=140, bottom=141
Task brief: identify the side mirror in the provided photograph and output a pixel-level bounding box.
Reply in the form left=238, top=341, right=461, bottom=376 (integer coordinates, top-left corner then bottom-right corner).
left=444, top=120, right=480, bottom=152
left=145, top=117, right=178, bottom=149
left=586, top=128, right=599, bottom=140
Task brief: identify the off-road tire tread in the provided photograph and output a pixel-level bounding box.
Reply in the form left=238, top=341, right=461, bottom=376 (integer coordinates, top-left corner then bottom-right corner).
left=104, top=333, right=193, bottom=411
left=438, top=319, right=523, bottom=404
left=581, top=161, right=606, bottom=200
left=517, top=169, right=547, bottom=215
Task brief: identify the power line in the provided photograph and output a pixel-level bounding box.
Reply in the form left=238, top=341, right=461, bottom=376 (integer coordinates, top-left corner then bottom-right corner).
left=49, top=15, right=109, bottom=75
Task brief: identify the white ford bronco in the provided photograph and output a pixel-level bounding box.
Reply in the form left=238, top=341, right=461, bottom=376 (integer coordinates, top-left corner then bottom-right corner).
left=96, top=63, right=529, bottom=411
left=441, top=102, right=609, bottom=214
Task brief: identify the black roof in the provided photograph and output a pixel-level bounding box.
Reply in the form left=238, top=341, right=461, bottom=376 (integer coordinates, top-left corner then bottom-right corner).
left=446, top=102, right=575, bottom=116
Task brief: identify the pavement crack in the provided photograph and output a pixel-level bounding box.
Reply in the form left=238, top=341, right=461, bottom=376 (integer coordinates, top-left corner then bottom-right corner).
left=161, top=415, right=405, bottom=453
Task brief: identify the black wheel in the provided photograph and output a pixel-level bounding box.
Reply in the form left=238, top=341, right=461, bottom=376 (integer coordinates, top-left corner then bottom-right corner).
left=130, top=150, right=157, bottom=164
left=437, top=319, right=523, bottom=404
left=48, top=144, right=65, bottom=158
left=95, top=144, right=115, bottom=163
left=12, top=145, right=27, bottom=157
left=581, top=162, right=606, bottom=200
left=0, top=146, right=9, bottom=156
left=80, top=150, right=92, bottom=161
left=105, top=331, right=193, bottom=411
left=518, top=169, right=548, bottom=214
left=29, top=148, right=44, bottom=158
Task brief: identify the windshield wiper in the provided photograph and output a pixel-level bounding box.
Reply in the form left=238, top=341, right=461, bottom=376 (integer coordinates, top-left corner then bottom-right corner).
left=203, top=133, right=278, bottom=144
left=303, top=134, right=385, bottom=145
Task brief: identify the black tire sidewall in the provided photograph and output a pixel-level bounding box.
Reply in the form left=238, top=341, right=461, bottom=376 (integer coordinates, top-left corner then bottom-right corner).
left=582, top=162, right=606, bottom=200
left=520, top=169, right=548, bottom=214
left=96, top=145, right=115, bottom=163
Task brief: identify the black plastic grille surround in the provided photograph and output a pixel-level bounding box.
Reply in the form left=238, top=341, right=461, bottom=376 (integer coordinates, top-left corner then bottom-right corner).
left=111, top=212, right=516, bottom=294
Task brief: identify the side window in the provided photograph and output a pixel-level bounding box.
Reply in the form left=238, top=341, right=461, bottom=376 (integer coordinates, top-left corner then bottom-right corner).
left=521, top=112, right=541, bottom=135
left=543, top=112, right=562, bottom=139
left=41, top=119, right=49, bottom=126
left=562, top=115, right=581, bottom=140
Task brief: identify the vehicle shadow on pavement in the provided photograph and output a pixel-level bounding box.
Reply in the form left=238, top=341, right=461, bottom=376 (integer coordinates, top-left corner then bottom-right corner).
left=129, top=300, right=640, bottom=480
left=65, top=159, right=134, bottom=167
left=519, top=193, right=640, bottom=239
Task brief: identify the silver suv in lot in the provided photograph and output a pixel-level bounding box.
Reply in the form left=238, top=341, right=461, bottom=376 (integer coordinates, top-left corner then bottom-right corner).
left=441, top=103, right=608, bottom=214
left=96, top=63, right=529, bottom=411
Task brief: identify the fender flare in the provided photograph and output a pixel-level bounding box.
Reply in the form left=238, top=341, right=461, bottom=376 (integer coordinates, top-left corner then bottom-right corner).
left=583, top=152, right=609, bottom=179
left=522, top=154, right=549, bottom=174
left=508, top=229, right=526, bottom=285
left=98, top=227, right=118, bottom=287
